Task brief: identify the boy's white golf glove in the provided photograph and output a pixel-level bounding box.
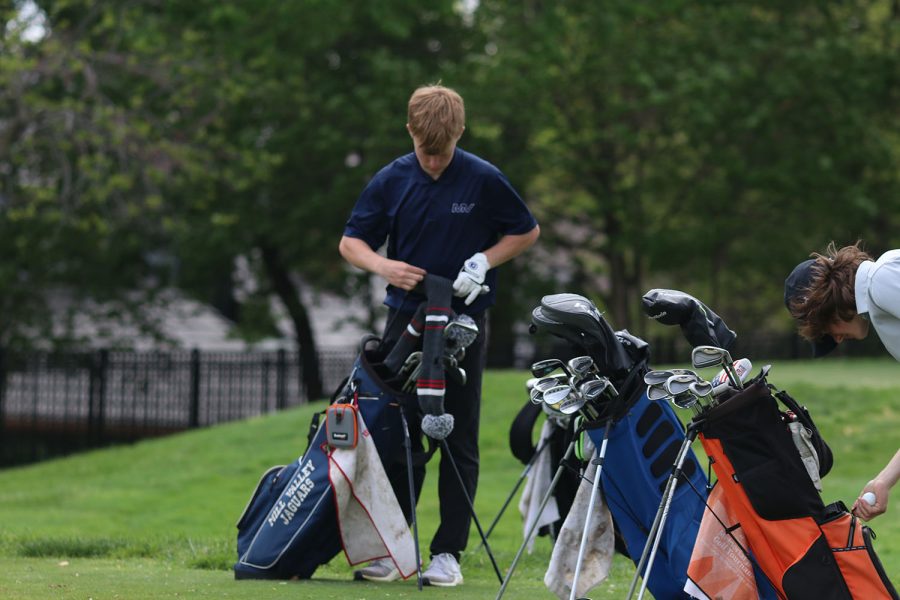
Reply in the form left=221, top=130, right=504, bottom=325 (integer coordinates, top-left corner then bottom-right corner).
left=453, top=252, right=490, bottom=305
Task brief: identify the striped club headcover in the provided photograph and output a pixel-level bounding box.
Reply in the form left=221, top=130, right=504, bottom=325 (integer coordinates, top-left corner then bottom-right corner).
left=383, top=303, right=427, bottom=374
left=418, top=275, right=453, bottom=416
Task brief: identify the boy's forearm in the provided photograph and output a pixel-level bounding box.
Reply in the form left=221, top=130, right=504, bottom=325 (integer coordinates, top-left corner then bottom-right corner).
left=877, top=448, right=900, bottom=488
left=339, top=236, right=384, bottom=275
left=483, top=226, right=540, bottom=268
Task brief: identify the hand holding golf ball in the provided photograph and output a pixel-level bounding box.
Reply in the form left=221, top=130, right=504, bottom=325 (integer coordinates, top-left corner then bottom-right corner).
left=853, top=487, right=884, bottom=521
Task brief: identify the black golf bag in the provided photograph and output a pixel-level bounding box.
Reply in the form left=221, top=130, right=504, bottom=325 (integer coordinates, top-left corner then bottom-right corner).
left=529, top=293, right=708, bottom=599
left=697, top=374, right=898, bottom=600
left=509, top=400, right=586, bottom=539
left=234, top=335, right=408, bottom=579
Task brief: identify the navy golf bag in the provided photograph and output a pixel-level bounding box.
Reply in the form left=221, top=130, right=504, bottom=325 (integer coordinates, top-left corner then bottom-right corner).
left=594, top=385, right=707, bottom=599
left=234, top=334, right=409, bottom=579
left=531, top=293, right=707, bottom=599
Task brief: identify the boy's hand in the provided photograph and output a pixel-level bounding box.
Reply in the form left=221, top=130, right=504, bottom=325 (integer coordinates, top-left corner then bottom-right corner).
left=452, top=253, right=490, bottom=305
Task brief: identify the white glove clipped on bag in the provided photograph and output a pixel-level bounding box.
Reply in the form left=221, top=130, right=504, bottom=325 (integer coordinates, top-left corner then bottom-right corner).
left=453, top=252, right=490, bottom=305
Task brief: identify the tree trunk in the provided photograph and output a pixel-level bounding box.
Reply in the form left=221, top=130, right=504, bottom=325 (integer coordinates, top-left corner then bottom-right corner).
left=603, top=208, right=632, bottom=332
left=258, top=242, right=323, bottom=401
left=486, top=267, right=519, bottom=368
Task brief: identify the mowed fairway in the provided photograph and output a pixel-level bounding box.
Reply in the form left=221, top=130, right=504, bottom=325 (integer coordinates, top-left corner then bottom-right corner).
left=0, top=357, right=897, bottom=599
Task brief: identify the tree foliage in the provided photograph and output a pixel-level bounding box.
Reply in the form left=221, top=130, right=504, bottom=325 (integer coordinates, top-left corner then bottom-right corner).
left=1, top=0, right=898, bottom=369
left=472, top=0, right=899, bottom=336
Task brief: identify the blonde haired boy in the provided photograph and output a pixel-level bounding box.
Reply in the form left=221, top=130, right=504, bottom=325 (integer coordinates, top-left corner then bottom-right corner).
left=339, top=84, right=539, bottom=586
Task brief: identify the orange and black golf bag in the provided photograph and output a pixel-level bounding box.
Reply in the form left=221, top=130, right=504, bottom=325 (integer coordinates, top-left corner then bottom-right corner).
left=698, top=375, right=897, bottom=600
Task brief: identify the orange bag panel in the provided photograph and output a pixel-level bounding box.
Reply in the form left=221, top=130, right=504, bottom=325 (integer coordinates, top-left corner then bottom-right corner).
left=701, top=436, right=822, bottom=599
left=701, top=435, right=899, bottom=600
left=820, top=514, right=899, bottom=600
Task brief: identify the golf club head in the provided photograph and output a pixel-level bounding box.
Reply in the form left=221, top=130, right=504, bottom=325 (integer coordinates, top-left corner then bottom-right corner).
left=534, top=375, right=568, bottom=393
left=644, top=368, right=695, bottom=386
left=580, top=377, right=613, bottom=402
left=644, top=370, right=674, bottom=386
left=398, top=351, right=422, bottom=378
left=665, top=372, right=699, bottom=396
left=690, top=380, right=716, bottom=413
left=567, top=355, right=595, bottom=378
left=647, top=382, right=671, bottom=401
left=444, top=366, right=466, bottom=386
left=541, top=402, right=569, bottom=423
left=525, top=377, right=540, bottom=391
left=453, top=346, right=466, bottom=362
left=689, top=380, right=714, bottom=398
left=442, top=354, right=458, bottom=370
left=531, top=358, right=569, bottom=378
left=558, top=393, right=589, bottom=415
left=670, top=390, right=699, bottom=410
left=529, top=386, right=544, bottom=405
left=403, top=362, right=422, bottom=394
left=444, top=314, right=479, bottom=349
left=542, top=385, right=572, bottom=411
left=691, top=345, right=733, bottom=369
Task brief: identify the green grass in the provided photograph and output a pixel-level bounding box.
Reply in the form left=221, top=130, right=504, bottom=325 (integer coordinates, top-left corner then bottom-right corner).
left=0, top=358, right=897, bottom=599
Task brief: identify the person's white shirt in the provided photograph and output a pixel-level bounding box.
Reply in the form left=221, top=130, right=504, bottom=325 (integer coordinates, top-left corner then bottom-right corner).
left=854, top=249, right=900, bottom=360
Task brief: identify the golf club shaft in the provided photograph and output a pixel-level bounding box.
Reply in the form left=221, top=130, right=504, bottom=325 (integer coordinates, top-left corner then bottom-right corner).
left=400, top=408, right=423, bottom=590
left=569, top=419, right=611, bottom=600
left=726, top=364, right=742, bottom=389
left=496, top=439, right=578, bottom=600
left=626, top=425, right=699, bottom=600
left=440, top=439, right=503, bottom=584
left=477, top=436, right=550, bottom=551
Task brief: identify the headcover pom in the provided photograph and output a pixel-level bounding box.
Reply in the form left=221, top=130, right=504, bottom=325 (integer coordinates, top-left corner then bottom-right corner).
left=422, top=413, right=454, bottom=441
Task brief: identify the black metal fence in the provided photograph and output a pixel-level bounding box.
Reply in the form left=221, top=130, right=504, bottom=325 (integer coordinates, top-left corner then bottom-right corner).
left=0, top=347, right=358, bottom=467
left=1, top=330, right=887, bottom=467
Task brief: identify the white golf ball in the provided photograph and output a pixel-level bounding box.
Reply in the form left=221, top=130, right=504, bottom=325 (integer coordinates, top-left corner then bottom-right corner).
left=862, top=491, right=877, bottom=506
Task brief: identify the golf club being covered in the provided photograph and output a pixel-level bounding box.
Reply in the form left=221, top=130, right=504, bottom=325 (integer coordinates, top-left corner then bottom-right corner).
left=642, top=288, right=737, bottom=350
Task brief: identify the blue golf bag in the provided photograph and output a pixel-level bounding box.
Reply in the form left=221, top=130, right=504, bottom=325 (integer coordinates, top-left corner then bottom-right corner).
left=531, top=293, right=707, bottom=599
left=234, top=335, right=409, bottom=580
left=588, top=385, right=706, bottom=599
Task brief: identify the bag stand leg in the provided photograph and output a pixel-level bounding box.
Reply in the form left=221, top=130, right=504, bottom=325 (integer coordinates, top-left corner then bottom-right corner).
left=496, top=434, right=580, bottom=600
left=400, top=408, right=423, bottom=590
left=625, top=420, right=701, bottom=600
left=569, top=418, right=612, bottom=600
left=476, top=435, right=551, bottom=553
left=440, top=438, right=504, bottom=584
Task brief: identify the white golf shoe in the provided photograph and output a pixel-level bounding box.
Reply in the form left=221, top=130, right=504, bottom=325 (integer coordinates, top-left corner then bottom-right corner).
left=352, top=557, right=400, bottom=582
left=422, top=553, right=463, bottom=587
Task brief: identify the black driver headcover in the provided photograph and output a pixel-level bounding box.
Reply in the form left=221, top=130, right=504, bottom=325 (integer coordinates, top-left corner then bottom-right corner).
left=642, top=288, right=737, bottom=350
left=535, top=293, right=634, bottom=377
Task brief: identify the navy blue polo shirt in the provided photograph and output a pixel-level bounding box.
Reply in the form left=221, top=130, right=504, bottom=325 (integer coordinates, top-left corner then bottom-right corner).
left=344, top=147, right=537, bottom=314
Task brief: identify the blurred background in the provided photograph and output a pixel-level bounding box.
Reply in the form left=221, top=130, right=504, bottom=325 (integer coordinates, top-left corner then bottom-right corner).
left=2, top=0, right=898, bottom=465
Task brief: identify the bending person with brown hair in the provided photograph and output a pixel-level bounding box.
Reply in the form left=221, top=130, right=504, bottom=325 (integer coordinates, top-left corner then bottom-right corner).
left=784, top=241, right=900, bottom=521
